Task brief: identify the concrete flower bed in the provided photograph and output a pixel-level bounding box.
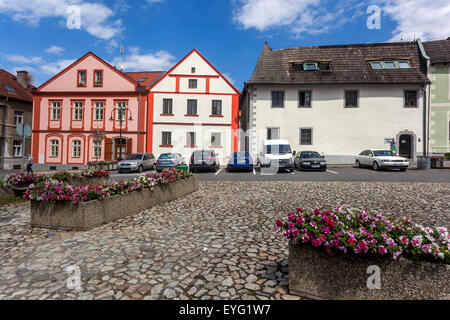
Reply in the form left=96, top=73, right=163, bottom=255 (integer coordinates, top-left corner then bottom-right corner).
left=31, top=176, right=198, bottom=230
left=289, top=243, right=449, bottom=300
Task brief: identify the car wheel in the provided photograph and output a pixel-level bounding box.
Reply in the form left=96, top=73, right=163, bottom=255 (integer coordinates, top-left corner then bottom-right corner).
left=400, top=168, right=407, bottom=172
left=138, top=165, right=143, bottom=173
left=152, top=164, right=156, bottom=171
left=356, top=160, right=361, bottom=168
left=118, top=170, right=123, bottom=174
left=373, top=161, right=379, bottom=171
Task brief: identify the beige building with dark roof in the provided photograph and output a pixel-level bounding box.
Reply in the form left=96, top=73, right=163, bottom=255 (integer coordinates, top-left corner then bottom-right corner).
left=239, top=41, right=431, bottom=165
left=0, top=69, right=34, bottom=170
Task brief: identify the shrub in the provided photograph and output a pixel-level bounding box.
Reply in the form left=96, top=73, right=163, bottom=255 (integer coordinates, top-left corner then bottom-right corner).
left=1, top=171, right=41, bottom=187
left=444, top=153, right=450, bottom=161
left=276, top=206, right=449, bottom=264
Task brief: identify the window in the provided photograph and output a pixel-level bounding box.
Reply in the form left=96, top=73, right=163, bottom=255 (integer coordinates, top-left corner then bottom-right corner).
left=344, top=90, right=358, bottom=108
left=405, top=90, right=417, bottom=108
left=299, top=91, right=312, bottom=108
left=78, top=70, right=86, bottom=87
left=73, top=101, right=83, bottom=121
left=14, top=111, right=23, bottom=125
left=300, top=128, right=313, bottom=145
left=318, top=62, right=331, bottom=71
left=13, top=140, right=22, bottom=157
left=212, top=100, right=222, bottom=115
left=163, top=99, right=173, bottom=114
left=370, top=61, right=383, bottom=70
left=271, top=91, right=284, bottom=108
left=94, top=101, right=104, bottom=121
left=72, top=140, right=81, bottom=158
left=384, top=61, right=396, bottom=69
left=188, top=79, right=197, bottom=89
left=267, top=127, right=280, bottom=140
left=51, top=101, right=61, bottom=120
left=211, top=132, right=221, bottom=146
left=50, top=140, right=59, bottom=157
left=138, top=77, right=147, bottom=82
left=4, top=85, right=15, bottom=93
left=291, top=63, right=303, bottom=72
left=93, top=141, right=102, bottom=158
left=398, top=61, right=411, bottom=69
left=304, top=62, right=318, bottom=71
left=187, top=99, right=197, bottom=115
left=94, top=70, right=103, bottom=87
left=191, top=67, right=196, bottom=74
left=186, top=132, right=196, bottom=146
left=162, top=132, right=172, bottom=146
left=116, top=101, right=126, bottom=119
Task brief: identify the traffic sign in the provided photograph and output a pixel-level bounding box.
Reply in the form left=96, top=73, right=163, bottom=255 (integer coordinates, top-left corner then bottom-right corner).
left=16, top=123, right=32, bottom=137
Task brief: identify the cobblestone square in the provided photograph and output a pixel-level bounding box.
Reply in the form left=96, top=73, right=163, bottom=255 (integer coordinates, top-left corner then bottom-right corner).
left=0, top=181, right=449, bottom=300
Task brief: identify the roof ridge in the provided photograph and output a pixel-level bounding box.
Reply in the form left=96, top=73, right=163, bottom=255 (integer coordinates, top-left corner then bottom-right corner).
left=271, top=41, right=417, bottom=52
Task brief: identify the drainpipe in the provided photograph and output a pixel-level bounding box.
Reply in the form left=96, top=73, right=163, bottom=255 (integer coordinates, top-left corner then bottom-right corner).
left=137, top=92, right=141, bottom=153
left=422, top=84, right=427, bottom=157
left=0, top=96, right=8, bottom=170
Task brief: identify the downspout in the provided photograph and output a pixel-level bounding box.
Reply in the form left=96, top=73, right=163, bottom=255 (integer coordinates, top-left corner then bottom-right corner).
left=0, top=96, right=8, bottom=170
left=421, top=84, right=427, bottom=157
left=137, top=92, right=141, bottom=153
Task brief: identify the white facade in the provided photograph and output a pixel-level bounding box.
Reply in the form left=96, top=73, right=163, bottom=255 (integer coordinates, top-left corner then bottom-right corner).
left=246, top=84, right=425, bottom=164
left=149, top=49, right=240, bottom=164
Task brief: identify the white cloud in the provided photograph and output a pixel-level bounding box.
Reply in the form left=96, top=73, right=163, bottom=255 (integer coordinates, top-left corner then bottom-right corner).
left=4, top=54, right=42, bottom=64
left=112, top=49, right=176, bottom=71
left=45, top=45, right=65, bottom=54
left=381, top=0, right=450, bottom=41
left=0, top=0, right=122, bottom=40
left=232, top=0, right=365, bottom=36
left=40, top=58, right=76, bottom=75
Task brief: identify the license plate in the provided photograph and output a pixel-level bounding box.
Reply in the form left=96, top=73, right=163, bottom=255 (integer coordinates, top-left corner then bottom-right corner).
left=195, top=160, right=202, bottom=164
left=312, top=165, right=320, bottom=168
left=237, top=159, right=246, bottom=164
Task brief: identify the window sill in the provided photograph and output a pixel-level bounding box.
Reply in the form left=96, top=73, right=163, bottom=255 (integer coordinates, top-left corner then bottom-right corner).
left=209, top=115, right=223, bottom=118
left=184, top=145, right=198, bottom=148
left=209, top=146, right=223, bottom=148
left=185, top=114, right=199, bottom=117
left=298, top=106, right=312, bottom=108
left=160, top=114, right=174, bottom=116
left=159, top=145, right=173, bottom=148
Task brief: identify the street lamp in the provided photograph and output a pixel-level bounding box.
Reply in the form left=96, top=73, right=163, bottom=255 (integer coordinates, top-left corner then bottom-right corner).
left=109, top=107, right=133, bottom=161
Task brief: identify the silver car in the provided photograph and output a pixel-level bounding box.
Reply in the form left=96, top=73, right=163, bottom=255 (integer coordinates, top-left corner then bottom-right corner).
left=118, top=153, right=156, bottom=173
left=356, top=149, right=409, bottom=171
left=156, top=153, right=186, bottom=172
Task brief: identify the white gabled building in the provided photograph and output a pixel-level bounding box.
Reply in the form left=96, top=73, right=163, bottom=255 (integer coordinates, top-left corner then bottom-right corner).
left=147, top=49, right=240, bottom=164
left=240, top=41, right=431, bottom=164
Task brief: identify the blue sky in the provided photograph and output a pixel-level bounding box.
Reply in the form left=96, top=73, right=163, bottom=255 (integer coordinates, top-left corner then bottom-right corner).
left=0, top=0, right=449, bottom=89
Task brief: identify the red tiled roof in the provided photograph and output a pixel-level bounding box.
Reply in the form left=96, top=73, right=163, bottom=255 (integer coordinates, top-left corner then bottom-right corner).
left=125, top=71, right=166, bottom=88
left=0, top=69, right=35, bottom=102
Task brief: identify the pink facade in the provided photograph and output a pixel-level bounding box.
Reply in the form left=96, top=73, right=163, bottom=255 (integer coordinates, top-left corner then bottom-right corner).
left=32, top=52, right=148, bottom=165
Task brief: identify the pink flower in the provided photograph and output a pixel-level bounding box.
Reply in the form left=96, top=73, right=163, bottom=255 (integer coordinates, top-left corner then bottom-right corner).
left=312, top=239, right=321, bottom=247
left=378, top=245, right=387, bottom=255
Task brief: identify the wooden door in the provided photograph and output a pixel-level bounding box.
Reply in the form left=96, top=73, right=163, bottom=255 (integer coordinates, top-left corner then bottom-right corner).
left=126, top=138, right=132, bottom=157
left=399, top=135, right=412, bottom=158
left=105, top=138, right=113, bottom=161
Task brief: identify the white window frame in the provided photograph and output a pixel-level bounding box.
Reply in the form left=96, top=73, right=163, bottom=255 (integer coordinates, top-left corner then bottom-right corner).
left=116, top=101, right=126, bottom=120
left=51, top=102, right=61, bottom=120
left=72, top=140, right=81, bottom=158
left=94, top=101, right=104, bottom=121
left=73, top=101, right=83, bottom=121
left=50, top=140, right=59, bottom=158
left=13, top=140, right=22, bottom=157
left=93, top=141, right=102, bottom=158
left=14, top=111, right=24, bottom=125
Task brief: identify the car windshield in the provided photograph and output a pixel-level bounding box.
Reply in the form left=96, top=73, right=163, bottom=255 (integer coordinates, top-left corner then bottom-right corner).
left=265, top=145, right=291, bottom=155
left=233, top=152, right=250, bottom=158
left=300, top=152, right=322, bottom=158
left=373, top=150, right=395, bottom=157
left=159, top=153, right=175, bottom=159
left=193, top=151, right=214, bottom=158
left=126, top=154, right=143, bottom=160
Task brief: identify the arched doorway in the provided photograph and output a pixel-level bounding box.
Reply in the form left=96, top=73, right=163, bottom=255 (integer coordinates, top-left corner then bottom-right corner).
left=399, top=134, right=413, bottom=159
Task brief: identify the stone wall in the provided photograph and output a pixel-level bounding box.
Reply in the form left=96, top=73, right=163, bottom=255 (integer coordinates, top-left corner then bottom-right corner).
left=31, top=177, right=199, bottom=231
left=289, top=243, right=449, bottom=300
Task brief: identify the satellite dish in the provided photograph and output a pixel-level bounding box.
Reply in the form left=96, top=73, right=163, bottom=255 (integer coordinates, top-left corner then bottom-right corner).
left=120, top=63, right=126, bottom=70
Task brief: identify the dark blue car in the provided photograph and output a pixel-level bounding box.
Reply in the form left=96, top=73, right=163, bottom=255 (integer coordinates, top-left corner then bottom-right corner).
left=226, top=151, right=254, bottom=172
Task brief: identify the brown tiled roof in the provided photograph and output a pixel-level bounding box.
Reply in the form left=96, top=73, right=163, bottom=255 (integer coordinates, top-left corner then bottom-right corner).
left=423, top=38, right=450, bottom=63
left=0, top=69, right=35, bottom=102
left=248, top=41, right=429, bottom=85
left=125, top=71, right=166, bottom=88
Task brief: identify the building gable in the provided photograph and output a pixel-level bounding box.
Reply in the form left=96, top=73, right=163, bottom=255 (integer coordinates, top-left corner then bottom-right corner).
left=150, top=49, right=240, bottom=94
left=38, top=52, right=137, bottom=92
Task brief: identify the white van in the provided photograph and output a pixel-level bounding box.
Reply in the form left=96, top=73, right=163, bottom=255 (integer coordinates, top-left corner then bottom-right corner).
left=258, top=140, right=295, bottom=172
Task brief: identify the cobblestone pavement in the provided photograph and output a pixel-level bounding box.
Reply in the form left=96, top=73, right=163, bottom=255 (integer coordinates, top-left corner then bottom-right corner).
left=0, top=181, right=449, bottom=300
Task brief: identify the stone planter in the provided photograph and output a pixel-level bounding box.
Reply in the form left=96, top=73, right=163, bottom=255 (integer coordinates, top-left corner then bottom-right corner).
left=65, top=176, right=108, bottom=187
left=31, top=177, right=199, bottom=230
left=0, top=187, right=18, bottom=200
left=431, top=159, right=450, bottom=169
left=443, top=160, right=450, bottom=168
left=289, top=243, right=450, bottom=300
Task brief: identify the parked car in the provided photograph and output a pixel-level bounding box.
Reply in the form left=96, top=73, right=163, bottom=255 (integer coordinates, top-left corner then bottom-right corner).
left=258, top=139, right=295, bottom=172
left=156, top=153, right=186, bottom=172
left=295, top=151, right=327, bottom=171
left=118, top=153, right=156, bottom=173
left=356, top=149, right=409, bottom=171
left=189, top=150, right=220, bottom=172
left=226, top=151, right=254, bottom=172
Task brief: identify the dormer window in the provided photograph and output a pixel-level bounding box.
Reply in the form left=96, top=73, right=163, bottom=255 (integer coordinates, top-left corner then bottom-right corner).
left=138, top=77, right=147, bottom=82
left=318, top=62, right=330, bottom=71
left=304, top=62, right=318, bottom=71
left=191, top=67, right=196, bottom=74
left=369, top=60, right=411, bottom=70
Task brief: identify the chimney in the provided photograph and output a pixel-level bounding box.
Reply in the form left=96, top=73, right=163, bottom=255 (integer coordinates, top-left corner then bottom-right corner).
left=16, top=71, right=29, bottom=89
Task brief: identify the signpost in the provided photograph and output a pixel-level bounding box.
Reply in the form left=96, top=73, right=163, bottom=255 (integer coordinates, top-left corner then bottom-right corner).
left=16, top=123, right=32, bottom=170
